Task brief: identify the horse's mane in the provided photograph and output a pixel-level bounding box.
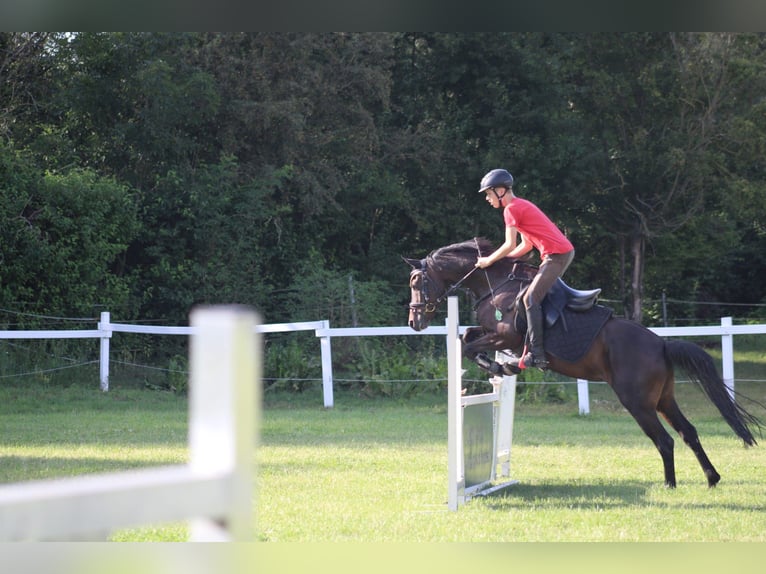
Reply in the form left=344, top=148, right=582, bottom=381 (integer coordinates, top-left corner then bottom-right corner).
left=427, top=238, right=495, bottom=268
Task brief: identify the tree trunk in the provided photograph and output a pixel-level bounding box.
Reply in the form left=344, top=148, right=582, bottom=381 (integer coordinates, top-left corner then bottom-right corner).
left=630, top=233, right=645, bottom=323
left=618, top=235, right=628, bottom=318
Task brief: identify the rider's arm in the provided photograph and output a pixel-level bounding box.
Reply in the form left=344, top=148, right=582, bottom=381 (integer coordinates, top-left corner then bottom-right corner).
left=476, top=225, right=528, bottom=268
left=506, top=232, right=534, bottom=260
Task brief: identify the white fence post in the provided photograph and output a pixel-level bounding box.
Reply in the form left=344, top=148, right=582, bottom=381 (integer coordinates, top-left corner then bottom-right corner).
left=721, top=316, right=735, bottom=399
left=98, top=311, right=111, bottom=392
left=577, top=379, right=590, bottom=415
left=319, top=320, right=334, bottom=408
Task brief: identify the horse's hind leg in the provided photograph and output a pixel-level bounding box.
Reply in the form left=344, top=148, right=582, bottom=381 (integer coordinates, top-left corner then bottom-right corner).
left=658, top=396, right=721, bottom=487
left=623, top=405, right=678, bottom=488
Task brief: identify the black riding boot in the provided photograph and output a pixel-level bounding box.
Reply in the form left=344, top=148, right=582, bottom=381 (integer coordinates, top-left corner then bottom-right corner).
left=522, top=304, right=549, bottom=369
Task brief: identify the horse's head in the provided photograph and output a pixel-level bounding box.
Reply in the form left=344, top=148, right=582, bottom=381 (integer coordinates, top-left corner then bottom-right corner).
left=403, top=256, right=445, bottom=331
left=403, top=240, right=484, bottom=330
left=404, top=239, right=531, bottom=331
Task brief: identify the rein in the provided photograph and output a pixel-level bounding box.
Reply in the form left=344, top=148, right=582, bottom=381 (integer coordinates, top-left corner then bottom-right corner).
left=436, top=265, right=480, bottom=306
left=411, top=259, right=535, bottom=315
left=472, top=274, right=518, bottom=310
left=410, top=261, right=479, bottom=313
left=410, top=238, right=539, bottom=316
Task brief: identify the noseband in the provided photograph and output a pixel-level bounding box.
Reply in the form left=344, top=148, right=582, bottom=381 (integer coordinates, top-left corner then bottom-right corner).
left=408, top=266, right=438, bottom=314
left=409, top=259, right=479, bottom=314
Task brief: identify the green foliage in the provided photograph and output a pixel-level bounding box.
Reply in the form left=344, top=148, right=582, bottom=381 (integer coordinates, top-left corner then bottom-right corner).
left=349, top=339, right=446, bottom=398
left=263, top=336, right=321, bottom=393
left=0, top=143, right=139, bottom=317
left=164, top=354, right=188, bottom=394
left=510, top=364, right=569, bottom=404
left=132, top=156, right=283, bottom=320
left=3, top=32, right=766, bottom=363
left=280, top=250, right=402, bottom=326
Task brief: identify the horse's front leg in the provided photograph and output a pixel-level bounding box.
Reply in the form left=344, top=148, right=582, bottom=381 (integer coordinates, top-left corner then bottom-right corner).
left=462, top=327, right=521, bottom=376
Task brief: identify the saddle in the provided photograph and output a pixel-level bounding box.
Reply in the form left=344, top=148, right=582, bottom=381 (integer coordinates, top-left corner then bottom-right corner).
left=515, top=277, right=601, bottom=329
left=543, top=280, right=601, bottom=327
left=511, top=276, right=610, bottom=363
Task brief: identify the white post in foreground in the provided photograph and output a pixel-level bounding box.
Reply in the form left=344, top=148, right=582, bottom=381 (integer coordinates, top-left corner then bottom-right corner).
left=189, top=305, right=260, bottom=541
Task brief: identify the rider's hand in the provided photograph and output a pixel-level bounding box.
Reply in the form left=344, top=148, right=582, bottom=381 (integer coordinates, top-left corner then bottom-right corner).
left=475, top=257, right=490, bottom=269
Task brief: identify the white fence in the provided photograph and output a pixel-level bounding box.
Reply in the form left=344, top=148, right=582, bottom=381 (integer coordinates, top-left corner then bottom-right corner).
left=0, top=306, right=261, bottom=541
left=314, top=316, right=766, bottom=410
left=1, top=313, right=763, bottom=411
left=97, top=312, right=328, bottom=393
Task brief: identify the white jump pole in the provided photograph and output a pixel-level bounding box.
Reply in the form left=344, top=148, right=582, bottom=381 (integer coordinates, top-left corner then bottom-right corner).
left=447, top=296, right=518, bottom=511
left=447, top=296, right=463, bottom=511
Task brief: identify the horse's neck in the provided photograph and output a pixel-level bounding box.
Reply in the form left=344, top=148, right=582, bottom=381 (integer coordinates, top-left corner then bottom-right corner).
left=466, top=270, right=503, bottom=296
left=468, top=267, right=522, bottom=301
left=434, top=262, right=472, bottom=284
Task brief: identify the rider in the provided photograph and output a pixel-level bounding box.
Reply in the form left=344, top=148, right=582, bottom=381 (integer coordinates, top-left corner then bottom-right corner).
left=474, top=168, right=574, bottom=369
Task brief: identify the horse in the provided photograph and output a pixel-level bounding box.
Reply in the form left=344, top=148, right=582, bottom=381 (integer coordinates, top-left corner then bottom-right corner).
left=404, top=238, right=763, bottom=488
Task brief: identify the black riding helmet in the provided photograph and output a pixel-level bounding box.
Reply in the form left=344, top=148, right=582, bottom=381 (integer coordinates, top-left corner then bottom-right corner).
left=478, top=168, right=514, bottom=193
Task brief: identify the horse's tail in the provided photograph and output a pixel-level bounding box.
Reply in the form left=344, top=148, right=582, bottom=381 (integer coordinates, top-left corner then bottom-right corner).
left=665, top=339, right=763, bottom=446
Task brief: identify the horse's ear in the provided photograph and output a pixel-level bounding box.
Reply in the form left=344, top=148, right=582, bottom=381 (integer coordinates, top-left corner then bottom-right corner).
left=402, top=256, right=422, bottom=270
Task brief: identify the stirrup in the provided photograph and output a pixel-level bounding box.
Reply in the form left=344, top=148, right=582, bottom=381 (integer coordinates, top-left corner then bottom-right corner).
left=521, top=350, right=549, bottom=370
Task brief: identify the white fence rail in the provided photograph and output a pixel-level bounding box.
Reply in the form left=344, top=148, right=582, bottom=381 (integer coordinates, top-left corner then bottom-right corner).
left=314, top=316, right=766, bottom=411
left=0, top=306, right=261, bottom=541
left=98, top=312, right=327, bottom=392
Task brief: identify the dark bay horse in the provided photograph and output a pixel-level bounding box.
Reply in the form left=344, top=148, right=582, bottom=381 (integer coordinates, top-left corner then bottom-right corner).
left=405, top=238, right=763, bottom=488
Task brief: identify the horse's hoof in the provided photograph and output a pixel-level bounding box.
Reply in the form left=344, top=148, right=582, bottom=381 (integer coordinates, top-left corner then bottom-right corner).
left=501, top=363, right=522, bottom=375
left=707, top=471, right=721, bottom=488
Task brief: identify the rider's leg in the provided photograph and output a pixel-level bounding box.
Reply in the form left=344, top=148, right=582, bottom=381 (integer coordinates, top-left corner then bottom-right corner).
left=522, top=299, right=548, bottom=369
left=521, top=251, right=574, bottom=369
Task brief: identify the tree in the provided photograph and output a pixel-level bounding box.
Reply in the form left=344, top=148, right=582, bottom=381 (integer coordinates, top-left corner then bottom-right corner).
left=0, top=33, right=55, bottom=143
left=0, top=142, right=138, bottom=318
left=568, top=33, right=763, bottom=322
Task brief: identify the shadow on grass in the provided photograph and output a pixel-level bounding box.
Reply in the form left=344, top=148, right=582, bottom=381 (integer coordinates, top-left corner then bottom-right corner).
left=482, top=480, right=651, bottom=510
left=481, top=479, right=766, bottom=513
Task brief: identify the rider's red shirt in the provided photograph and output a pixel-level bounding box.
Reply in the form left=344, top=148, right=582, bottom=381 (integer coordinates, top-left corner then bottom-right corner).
left=503, top=197, right=574, bottom=259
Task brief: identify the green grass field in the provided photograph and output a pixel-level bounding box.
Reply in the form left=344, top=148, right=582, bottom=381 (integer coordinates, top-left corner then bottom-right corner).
left=1, top=375, right=765, bottom=542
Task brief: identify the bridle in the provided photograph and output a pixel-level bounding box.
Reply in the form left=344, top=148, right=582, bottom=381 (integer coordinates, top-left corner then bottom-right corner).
left=408, top=258, right=479, bottom=314
left=409, top=256, right=537, bottom=315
